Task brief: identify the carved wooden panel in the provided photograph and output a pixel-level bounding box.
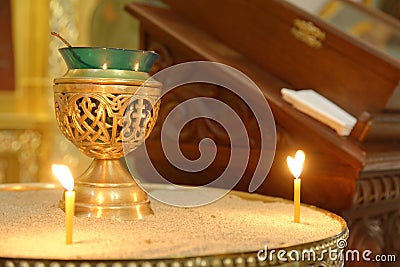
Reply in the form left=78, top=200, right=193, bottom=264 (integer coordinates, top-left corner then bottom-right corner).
left=354, top=174, right=400, bottom=206
left=343, top=173, right=400, bottom=267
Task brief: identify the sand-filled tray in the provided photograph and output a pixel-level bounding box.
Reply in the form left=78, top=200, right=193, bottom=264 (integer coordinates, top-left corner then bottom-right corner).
left=0, top=183, right=348, bottom=267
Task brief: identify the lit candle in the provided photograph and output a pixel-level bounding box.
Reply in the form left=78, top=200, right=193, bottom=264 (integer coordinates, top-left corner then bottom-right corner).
left=286, top=150, right=305, bottom=223
left=293, top=178, right=301, bottom=223
left=52, top=164, right=75, bottom=244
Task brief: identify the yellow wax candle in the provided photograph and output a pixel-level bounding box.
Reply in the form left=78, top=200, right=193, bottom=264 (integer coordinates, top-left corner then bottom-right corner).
left=65, top=190, right=75, bottom=244
left=286, top=150, right=305, bottom=224
left=52, top=164, right=75, bottom=245
left=294, top=178, right=301, bottom=223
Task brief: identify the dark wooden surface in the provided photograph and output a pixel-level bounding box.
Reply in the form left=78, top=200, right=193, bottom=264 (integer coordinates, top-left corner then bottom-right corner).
left=162, top=0, right=400, bottom=115
left=126, top=2, right=360, bottom=210
left=126, top=1, right=400, bottom=266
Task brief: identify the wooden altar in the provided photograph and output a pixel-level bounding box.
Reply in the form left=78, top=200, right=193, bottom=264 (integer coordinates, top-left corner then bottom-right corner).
left=125, top=1, right=399, bottom=266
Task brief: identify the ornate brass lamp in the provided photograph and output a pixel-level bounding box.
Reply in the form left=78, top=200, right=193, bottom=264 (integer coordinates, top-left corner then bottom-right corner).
left=53, top=47, right=161, bottom=220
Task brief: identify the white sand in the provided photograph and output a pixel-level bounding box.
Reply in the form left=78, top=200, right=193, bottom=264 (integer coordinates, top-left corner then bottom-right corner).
left=0, top=189, right=343, bottom=260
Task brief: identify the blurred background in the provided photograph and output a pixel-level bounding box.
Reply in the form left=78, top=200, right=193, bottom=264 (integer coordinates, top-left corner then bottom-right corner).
left=0, top=0, right=163, bottom=183
left=0, top=0, right=398, bottom=183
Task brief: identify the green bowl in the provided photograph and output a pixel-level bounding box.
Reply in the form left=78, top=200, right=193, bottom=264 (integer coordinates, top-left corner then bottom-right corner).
left=59, top=47, right=158, bottom=73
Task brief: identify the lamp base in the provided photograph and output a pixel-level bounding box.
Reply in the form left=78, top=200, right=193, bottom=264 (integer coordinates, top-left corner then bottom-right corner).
left=60, top=159, right=153, bottom=220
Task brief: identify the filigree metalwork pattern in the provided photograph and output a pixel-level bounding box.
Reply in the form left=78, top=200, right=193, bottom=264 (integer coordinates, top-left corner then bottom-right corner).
left=54, top=92, right=159, bottom=159
left=291, top=19, right=326, bottom=48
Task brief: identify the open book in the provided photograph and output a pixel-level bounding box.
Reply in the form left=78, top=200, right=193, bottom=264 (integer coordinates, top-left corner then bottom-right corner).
left=281, top=88, right=357, bottom=136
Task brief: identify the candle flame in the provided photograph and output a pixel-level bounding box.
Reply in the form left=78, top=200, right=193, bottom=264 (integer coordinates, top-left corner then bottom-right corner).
left=286, top=150, right=305, bottom=179
left=102, top=63, right=108, bottom=70
left=52, top=164, right=74, bottom=191
left=133, top=63, right=139, bottom=71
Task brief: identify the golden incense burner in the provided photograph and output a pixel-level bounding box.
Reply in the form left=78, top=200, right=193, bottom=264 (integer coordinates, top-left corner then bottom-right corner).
left=53, top=47, right=161, bottom=220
